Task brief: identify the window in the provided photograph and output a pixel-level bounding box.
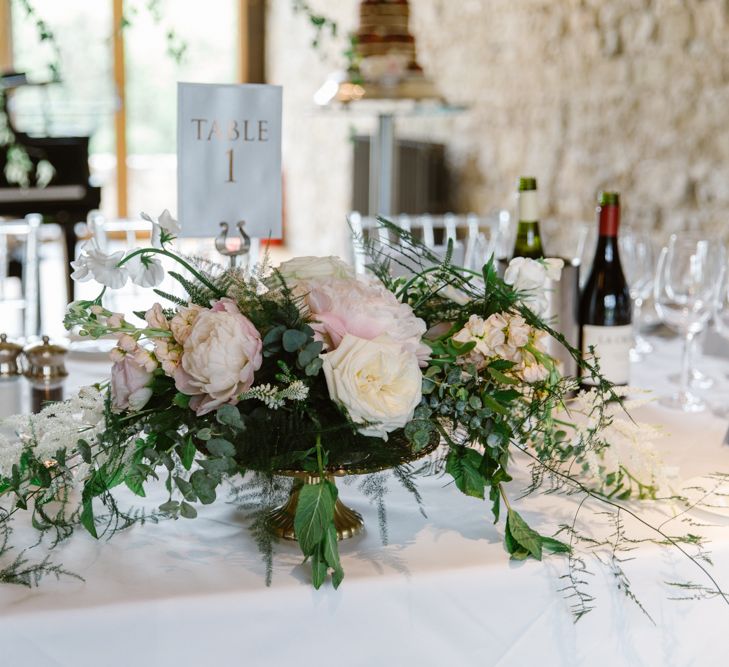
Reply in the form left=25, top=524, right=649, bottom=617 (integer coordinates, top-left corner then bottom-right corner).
left=9, top=0, right=245, bottom=219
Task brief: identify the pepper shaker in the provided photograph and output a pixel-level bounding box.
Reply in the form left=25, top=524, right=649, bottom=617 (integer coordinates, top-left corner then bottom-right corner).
left=23, top=336, right=69, bottom=413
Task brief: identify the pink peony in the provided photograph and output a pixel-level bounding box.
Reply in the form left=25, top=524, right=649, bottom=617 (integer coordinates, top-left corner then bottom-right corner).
left=302, top=278, right=429, bottom=363
left=173, top=298, right=263, bottom=415
left=111, top=354, right=155, bottom=412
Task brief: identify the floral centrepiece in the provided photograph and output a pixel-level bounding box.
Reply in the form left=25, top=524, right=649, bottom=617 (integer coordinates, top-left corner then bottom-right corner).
left=0, top=213, right=723, bottom=617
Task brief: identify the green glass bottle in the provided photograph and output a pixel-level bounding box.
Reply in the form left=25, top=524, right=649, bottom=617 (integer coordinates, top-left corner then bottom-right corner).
left=512, top=176, right=544, bottom=259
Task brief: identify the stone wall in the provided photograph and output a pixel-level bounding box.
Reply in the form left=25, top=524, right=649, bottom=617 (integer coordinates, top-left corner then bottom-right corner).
left=267, top=0, right=729, bottom=259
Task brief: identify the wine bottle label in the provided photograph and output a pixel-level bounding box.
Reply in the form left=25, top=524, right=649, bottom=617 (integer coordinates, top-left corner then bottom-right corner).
left=581, top=324, right=631, bottom=385
left=518, top=190, right=538, bottom=222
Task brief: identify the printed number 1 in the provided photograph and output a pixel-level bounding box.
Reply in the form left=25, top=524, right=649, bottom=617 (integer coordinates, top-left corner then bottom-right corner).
left=226, top=149, right=235, bottom=183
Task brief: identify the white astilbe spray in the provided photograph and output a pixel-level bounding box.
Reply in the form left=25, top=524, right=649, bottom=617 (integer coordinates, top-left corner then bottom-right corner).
left=564, top=387, right=678, bottom=498
left=238, top=381, right=309, bottom=410
left=1, top=386, right=106, bottom=474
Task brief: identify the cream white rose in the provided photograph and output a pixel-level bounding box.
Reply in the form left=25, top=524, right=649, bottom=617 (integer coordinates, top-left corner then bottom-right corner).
left=322, top=334, right=422, bottom=440
left=276, top=256, right=355, bottom=284
left=504, top=257, right=564, bottom=316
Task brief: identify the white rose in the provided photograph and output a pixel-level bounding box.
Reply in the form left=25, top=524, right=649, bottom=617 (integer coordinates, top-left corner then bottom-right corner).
left=322, top=334, right=422, bottom=440
left=276, top=256, right=355, bottom=284
left=504, top=257, right=564, bottom=316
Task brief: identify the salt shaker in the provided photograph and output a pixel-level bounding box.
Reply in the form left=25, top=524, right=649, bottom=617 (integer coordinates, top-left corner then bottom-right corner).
left=23, top=336, right=69, bottom=413
left=0, top=333, right=24, bottom=416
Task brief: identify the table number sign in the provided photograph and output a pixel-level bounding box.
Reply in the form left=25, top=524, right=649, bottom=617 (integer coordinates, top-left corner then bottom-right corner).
left=177, top=82, right=282, bottom=239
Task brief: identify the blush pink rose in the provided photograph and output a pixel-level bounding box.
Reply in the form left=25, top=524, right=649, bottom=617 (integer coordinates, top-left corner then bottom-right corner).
left=111, top=354, right=154, bottom=412
left=302, top=278, right=429, bottom=364
left=174, top=298, right=263, bottom=415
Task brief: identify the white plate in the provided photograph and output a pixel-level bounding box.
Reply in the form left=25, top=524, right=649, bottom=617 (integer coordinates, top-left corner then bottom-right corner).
left=681, top=476, right=729, bottom=520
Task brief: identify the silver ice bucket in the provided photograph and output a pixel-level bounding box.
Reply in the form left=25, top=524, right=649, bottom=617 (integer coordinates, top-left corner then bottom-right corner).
left=542, top=260, right=580, bottom=380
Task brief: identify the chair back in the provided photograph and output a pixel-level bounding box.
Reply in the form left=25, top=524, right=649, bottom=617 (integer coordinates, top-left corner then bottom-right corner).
left=0, top=213, right=41, bottom=336
left=349, top=211, right=509, bottom=276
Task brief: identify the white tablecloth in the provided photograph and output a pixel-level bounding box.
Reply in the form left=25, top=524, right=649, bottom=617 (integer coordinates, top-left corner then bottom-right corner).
left=1, top=339, right=729, bottom=667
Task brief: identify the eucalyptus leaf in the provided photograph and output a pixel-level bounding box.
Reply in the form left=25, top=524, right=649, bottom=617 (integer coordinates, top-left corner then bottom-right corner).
left=206, top=438, right=236, bottom=458
left=190, top=470, right=217, bottom=505
left=282, top=329, right=308, bottom=352
left=180, top=501, right=198, bottom=519
left=216, top=404, right=245, bottom=431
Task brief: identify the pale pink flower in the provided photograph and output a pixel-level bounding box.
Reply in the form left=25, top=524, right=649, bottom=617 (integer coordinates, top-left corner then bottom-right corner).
left=117, top=333, right=137, bottom=353
left=106, top=312, right=125, bottom=329
left=302, top=278, right=429, bottom=363
left=174, top=298, right=263, bottom=415
left=170, top=304, right=204, bottom=344
left=111, top=354, right=154, bottom=412
left=145, top=303, right=170, bottom=330
left=153, top=338, right=182, bottom=376
left=133, top=347, right=158, bottom=373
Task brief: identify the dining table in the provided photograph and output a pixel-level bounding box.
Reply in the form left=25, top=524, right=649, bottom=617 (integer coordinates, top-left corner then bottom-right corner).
left=1, top=334, right=728, bottom=667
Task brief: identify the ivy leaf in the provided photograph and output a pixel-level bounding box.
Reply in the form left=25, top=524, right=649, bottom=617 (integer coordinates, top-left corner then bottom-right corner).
left=445, top=447, right=485, bottom=499
left=506, top=509, right=542, bottom=561
left=206, top=438, right=236, bottom=458
left=80, top=498, right=97, bottom=538
left=124, top=465, right=147, bottom=497
left=294, top=480, right=336, bottom=555
left=489, top=484, right=500, bottom=524
left=172, top=392, right=191, bottom=408
left=180, top=436, right=197, bottom=470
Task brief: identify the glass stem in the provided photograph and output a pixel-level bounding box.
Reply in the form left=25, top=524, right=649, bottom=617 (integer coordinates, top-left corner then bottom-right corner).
left=632, top=297, right=643, bottom=345
left=680, top=331, right=695, bottom=396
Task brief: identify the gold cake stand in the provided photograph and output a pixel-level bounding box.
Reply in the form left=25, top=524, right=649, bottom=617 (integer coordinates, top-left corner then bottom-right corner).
left=267, top=431, right=440, bottom=542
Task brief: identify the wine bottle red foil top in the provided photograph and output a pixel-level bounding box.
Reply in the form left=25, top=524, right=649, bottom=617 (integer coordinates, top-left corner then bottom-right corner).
left=598, top=203, right=620, bottom=237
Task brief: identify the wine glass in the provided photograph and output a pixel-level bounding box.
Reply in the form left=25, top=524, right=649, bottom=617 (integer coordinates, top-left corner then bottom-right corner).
left=712, top=260, right=729, bottom=417
left=653, top=236, right=725, bottom=412
left=619, top=230, right=655, bottom=360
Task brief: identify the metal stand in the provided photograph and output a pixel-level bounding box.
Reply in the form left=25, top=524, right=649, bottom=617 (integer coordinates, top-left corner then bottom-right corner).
left=214, top=221, right=251, bottom=269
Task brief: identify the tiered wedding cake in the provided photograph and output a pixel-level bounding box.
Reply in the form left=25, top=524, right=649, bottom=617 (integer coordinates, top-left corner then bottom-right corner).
left=353, top=0, right=436, bottom=99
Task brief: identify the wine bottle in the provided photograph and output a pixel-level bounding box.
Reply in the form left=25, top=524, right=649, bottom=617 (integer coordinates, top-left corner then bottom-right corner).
left=579, top=191, right=632, bottom=386
left=512, top=176, right=544, bottom=259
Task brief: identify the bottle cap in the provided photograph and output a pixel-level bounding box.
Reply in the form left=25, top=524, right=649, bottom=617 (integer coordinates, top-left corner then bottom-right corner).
left=0, top=333, right=23, bottom=378
left=518, top=177, right=537, bottom=192
left=598, top=191, right=620, bottom=206
left=23, top=336, right=68, bottom=383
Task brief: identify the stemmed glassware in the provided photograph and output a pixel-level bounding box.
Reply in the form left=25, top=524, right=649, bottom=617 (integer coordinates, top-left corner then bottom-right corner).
left=712, top=259, right=729, bottom=417
left=619, top=230, right=655, bottom=360
left=653, top=236, right=725, bottom=412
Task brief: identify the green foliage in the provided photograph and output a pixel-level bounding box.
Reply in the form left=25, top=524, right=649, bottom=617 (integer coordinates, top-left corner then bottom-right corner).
left=293, top=479, right=343, bottom=589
